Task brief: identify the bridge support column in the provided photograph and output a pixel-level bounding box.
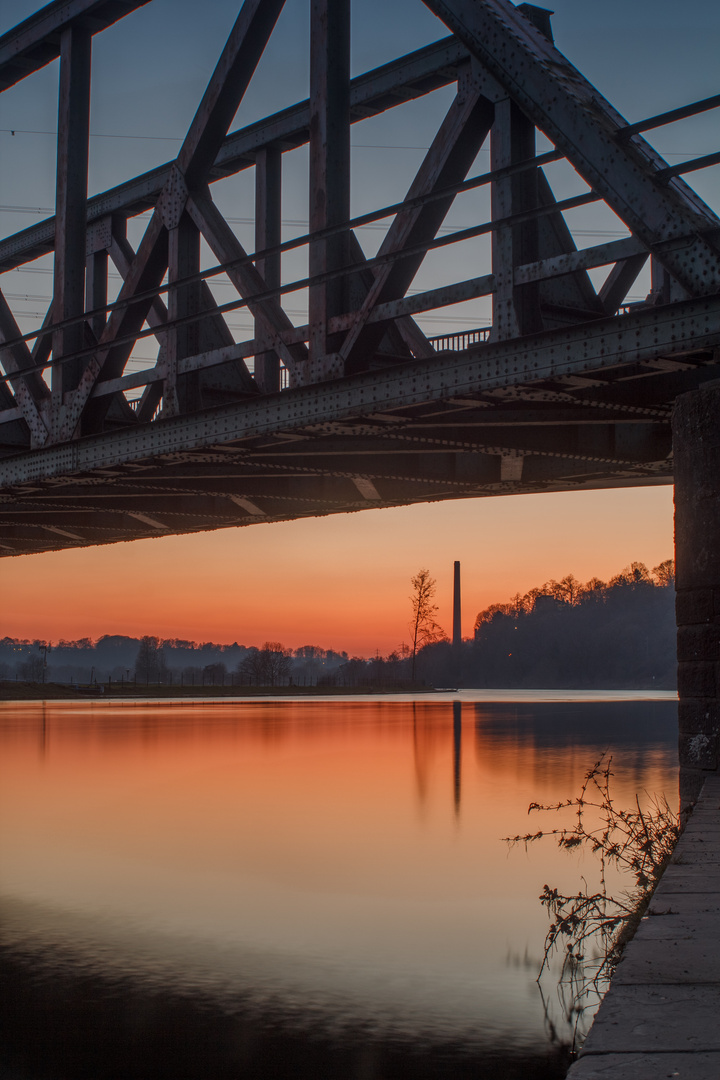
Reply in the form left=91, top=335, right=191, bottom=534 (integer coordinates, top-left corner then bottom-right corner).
left=673, top=384, right=720, bottom=807
left=52, top=23, right=91, bottom=405
left=254, top=147, right=282, bottom=393
left=308, top=0, right=350, bottom=375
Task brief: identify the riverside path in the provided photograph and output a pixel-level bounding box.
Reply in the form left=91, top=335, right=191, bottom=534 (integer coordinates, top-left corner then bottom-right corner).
left=568, top=775, right=720, bottom=1079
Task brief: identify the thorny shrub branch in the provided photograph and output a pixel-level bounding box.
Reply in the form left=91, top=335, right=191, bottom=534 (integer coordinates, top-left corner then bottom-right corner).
left=503, top=753, right=679, bottom=1025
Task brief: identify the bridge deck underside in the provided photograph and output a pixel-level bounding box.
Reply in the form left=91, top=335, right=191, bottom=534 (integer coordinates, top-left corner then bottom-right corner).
left=2, top=296, right=718, bottom=556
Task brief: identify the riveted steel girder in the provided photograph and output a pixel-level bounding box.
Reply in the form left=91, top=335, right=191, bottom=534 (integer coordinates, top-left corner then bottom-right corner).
left=1, top=296, right=718, bottom=554
left=424, top=0, right=720, bottom=295
left=0, top=0, right=151, bottom=91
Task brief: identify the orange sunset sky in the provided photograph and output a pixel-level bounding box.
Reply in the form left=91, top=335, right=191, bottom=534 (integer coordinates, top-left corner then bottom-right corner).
left=2, top=485, right=674, bottom=656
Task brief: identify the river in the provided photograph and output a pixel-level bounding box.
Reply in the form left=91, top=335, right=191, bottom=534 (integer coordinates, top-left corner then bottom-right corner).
left=0, top=691, right=678, bottom=1079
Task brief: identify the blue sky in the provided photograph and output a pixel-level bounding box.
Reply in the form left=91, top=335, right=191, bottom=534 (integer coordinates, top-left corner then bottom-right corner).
left=2, top=0, right=718, bottom=341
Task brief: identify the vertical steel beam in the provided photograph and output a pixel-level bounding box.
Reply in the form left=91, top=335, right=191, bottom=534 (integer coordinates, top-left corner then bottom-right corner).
left=85, top=249, right=107, bottom=342
left=308, top=0, right=350, bottom=371
left=649, top=256, right=690, bottom=306
left=85, top=218, right=110, bottom=343
left=490, top=101, right=540, bottom=340
left=486, top=5, right=551, bottom=341
left=166, top=212, right=202, bottom=415
left=52, top=23, right=91, bottom=403
left=176, top=0, right=287, bottom=189
left=254, top=146, right=282, bottom=393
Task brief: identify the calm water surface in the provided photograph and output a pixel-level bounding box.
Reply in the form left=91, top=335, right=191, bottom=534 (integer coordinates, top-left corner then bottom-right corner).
left=0, top=692, right=678, bottom=1079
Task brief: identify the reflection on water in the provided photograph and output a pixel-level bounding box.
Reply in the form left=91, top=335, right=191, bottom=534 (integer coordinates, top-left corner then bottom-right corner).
left=0, top=693, right=677, bottom=1079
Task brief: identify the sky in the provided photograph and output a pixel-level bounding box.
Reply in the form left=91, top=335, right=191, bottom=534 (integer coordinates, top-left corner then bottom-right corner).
left=1, top=0, right=718, bottom=655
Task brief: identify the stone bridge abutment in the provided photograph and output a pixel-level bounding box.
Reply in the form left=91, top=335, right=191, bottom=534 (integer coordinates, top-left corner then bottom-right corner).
left=674, top=384, right=720, bottom=806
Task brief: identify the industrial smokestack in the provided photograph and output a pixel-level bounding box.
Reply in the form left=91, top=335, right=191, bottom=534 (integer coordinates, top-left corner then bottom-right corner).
left=453, top=560, right=461, bottom=647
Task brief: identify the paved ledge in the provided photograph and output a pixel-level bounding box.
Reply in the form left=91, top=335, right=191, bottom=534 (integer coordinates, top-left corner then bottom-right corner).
left=567, top=774, right=720, bottom=1079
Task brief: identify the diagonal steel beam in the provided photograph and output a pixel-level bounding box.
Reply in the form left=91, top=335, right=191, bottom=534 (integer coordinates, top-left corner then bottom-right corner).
left=339, top=74, right=495, bottom=373
left=109, top=229, right=168, bottom=336
left=186, top=188, right=308, bottom=379
left=0, top=291, right=50, bottom=447
left=176, top=0, right=287, bottom=190
left=29, top=303, right=56, bottom=373
left=424, top=0, right=720, bottom=296
left=110, top=218, right=247, bottom=380
left=55, top=209, right=169, bottom=441
left=599, top=253, right=649, bottom=316
left=0, top=37, right=469, bottom=273
left=148, top=0, right=287, bottom=413
left=533, top=171, right=605, bottom=326
left=0, top=0, right=152, bottom=91
left=341, top=232, right=435, bottom=360
left=0, top=291, right=51, bottom=407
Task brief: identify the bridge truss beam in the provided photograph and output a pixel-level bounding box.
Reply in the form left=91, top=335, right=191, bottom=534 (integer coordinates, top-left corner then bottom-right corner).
left=1, top=0, right=719, bottom=555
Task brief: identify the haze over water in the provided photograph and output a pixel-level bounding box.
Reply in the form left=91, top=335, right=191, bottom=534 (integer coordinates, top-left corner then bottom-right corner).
left=0, top=693, right=677, bottom=1079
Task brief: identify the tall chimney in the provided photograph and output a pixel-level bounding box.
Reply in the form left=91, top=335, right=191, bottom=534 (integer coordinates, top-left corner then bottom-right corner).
left=453, top=560, right=462, bottom=646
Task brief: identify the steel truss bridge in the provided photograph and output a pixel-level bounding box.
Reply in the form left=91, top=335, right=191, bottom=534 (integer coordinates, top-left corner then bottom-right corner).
left=1, top=0, right=719, bottom=556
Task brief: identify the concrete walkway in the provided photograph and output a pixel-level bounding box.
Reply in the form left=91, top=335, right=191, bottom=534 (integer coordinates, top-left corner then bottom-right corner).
left=567, top=774, right=720, bottom=1079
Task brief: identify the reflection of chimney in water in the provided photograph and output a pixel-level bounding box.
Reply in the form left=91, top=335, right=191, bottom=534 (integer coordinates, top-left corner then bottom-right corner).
left=453, top=699, right=461, bottom=817
left=453, top=561, right=461, bottom=647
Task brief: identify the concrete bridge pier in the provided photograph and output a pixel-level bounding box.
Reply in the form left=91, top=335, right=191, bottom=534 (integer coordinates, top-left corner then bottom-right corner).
left=673, top=383, right=720, bottom=808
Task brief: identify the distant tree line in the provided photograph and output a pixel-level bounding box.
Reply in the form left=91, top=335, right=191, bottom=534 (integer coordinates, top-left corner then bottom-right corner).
left=0, top=635, right=349, bottom=687
left=1, top=559, right=677, bottom=690
left=456, top=559, right=676, bottom=689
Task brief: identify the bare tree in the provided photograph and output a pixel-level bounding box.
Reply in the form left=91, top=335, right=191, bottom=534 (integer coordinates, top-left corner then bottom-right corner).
left=546, top=574, right=582, bottom=604
left=260, top=642, right=292, bottom=686
left=19, top=650, right=45, bottom=682
left=203, top=661, right=226, bottom=686
left=409, top=569, right=446, bottom=681
left=237, top=642, right=291, bottom=686
left=653, top=559, right=675, bottom=588
left=157, top=648, right=172, bottom=685
left=237, top=647, right=263, bottom=686
left=609, top=562, right=652, bottom=589
left=135, top=635, right=159, bottom=684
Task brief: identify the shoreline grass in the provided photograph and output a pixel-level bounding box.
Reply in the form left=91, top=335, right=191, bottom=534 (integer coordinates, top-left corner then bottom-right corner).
left=0, top=680, right=431, bottom=701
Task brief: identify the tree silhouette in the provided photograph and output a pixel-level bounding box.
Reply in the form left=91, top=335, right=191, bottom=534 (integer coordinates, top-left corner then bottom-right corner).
left=237, top=642, right=292, bottom=686
left=471, top=558, right=676, bottom=689
left=653, top=559, right=675, bottom=588
left=409, top=569, right=445, bottom=681
left=134, top=635, right=159, bottom=684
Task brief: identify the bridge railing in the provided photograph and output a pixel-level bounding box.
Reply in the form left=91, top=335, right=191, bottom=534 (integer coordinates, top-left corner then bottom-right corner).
left=427, top=328, right=491, bottom=352
left=275, top=326, right=492, bottom=387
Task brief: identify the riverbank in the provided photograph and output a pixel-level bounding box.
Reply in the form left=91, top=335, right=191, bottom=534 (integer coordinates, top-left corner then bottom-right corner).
left=0, top=680, right=430, bottom=701
left=567, top=773, right=720, bottom=1078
